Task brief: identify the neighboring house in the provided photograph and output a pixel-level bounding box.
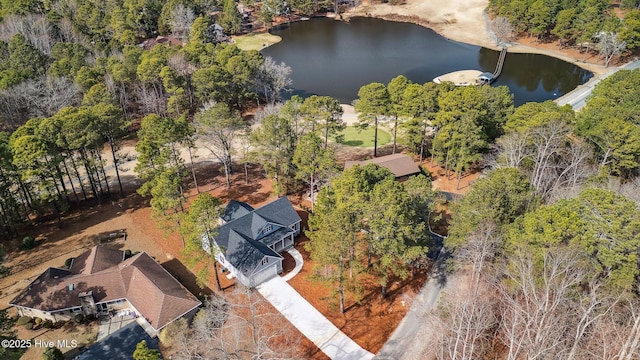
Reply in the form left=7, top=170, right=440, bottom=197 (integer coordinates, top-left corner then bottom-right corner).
left=10, top=246, right=201, bottom=337
left=345, top=153, right=421, bottom=180
left=203, top=197, right=302, bottom=288
left=138, top=35, right=185, bottom=50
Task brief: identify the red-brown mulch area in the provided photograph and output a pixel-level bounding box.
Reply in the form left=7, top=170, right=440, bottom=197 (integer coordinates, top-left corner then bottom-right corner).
left=514, top=35, right=633, bottom=68
left=2, top=157, right=441, bottom=359
left=281, top=250, right=297, bottom=275
left=421, top=157, right=480, bottom=195
left=133, top=166, right=323, bottom=358
left=286, top=236, right=429, bottom=354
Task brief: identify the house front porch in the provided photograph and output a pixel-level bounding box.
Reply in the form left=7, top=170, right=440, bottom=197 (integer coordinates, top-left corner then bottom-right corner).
left=268, top=232, right=295, bottom=253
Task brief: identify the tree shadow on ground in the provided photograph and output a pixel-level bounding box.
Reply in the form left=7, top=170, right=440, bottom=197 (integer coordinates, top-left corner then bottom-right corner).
left=162, top=258, right=214, bottom=299
left=341, top=140, right=364, bottom=146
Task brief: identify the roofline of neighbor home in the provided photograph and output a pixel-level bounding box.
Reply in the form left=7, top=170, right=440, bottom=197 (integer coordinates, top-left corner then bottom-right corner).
left=9, top=266, right=73, bottom=305
left=10, top=297, right=130, bottom=314
left=154, top=302, right=203, bottom=333
left=134, top=252, right=200, bottom=298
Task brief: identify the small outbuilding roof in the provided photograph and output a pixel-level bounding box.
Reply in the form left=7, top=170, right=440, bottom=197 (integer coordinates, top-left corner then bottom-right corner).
left=138, top=36, right=185, bottom=50
left=478, top=72, right=495, bottom=81
left=345, top=153, right=421, bottom=178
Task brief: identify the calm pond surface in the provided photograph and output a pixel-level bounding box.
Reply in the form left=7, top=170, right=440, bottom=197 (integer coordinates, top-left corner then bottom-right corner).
left=262, top=17, right=593, bottom=106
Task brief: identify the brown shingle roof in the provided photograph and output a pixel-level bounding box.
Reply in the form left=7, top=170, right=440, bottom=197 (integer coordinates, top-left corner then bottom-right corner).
left=345, top=153, right=421, bottom=178
left=138, top=36, right=186, bottom=50
left=120, top=253, right=202, bottom=330
left=70, top=247, right=124, bottom=275
left=10, top=247, right=201, bottom=331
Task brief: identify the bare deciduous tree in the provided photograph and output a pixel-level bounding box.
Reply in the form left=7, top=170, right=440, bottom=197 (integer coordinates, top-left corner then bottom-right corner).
left=498, top=248, right=587, bottom=360
left=492, top=120, right=595, bottom=200
left=429, top=278, right=497, bottom=360
left=168, top=52, right=197, bottom=109
left=0, top=90, right=26, bottom=130
left=596, top=31, right=627, bottom=67
left=19, top=76, right=81, bottom=117
left=0, top=14, right=58, bottom=56
left=0, top=76, right=80, bottom=129
left=455, top=222, right=499, bottom=288
left=494, top=130, right=531, bottom=168
left=135, top=83, right=167, bottom=116
left=491, top=16, right=515, bottom=46
left=428, top=223, right=500, bottom=360
left=195, top=102, right=248, bottom=188
left=578, top=298, right=640, bottom=360
left=254, top=102, right=283, bottom=123
left=168, top=288, right=301, bottom=360
left=170, top=5, right=196, bottom=41
left=609, top=176, right=640, bottom=206
left=255, top=56, right=293, bottom=105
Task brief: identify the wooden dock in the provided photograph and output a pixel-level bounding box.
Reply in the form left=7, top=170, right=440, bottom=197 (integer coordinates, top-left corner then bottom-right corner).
left=492, top=47, right=508, bottom=80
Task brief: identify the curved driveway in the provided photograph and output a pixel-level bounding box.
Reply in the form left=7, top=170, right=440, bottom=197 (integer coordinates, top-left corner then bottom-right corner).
left=257, top=276, right=374, bottom=360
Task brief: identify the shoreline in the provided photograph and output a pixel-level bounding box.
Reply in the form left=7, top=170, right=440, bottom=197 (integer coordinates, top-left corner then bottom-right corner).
left=342, top=1, right=610, bottom=76
left=256, top=2, right=610, bottom=76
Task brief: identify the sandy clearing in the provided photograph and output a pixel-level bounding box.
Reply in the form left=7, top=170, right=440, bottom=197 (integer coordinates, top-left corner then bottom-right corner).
left=347, top=0, right=494, bottom=48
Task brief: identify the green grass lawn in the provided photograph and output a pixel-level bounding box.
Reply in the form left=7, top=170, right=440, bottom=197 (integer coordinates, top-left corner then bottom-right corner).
left=233, top=33, right=282, bottom=51
left=333, top=126, right=392, bottom=147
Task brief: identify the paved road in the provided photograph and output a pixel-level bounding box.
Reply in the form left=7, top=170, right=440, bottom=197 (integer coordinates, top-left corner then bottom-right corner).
left=374, top=245, right=450, bottom=360
left=555, top=58, right=640, bottom=110
left=257, top=276, right=374, bottom=360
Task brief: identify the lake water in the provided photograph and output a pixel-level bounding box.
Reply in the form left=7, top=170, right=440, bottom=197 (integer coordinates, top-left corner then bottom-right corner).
left=262, top=17, right=593, bottom=106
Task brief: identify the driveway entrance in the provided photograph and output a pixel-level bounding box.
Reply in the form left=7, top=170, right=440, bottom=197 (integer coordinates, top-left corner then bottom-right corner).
left=257, top=276, right=374, bottom=360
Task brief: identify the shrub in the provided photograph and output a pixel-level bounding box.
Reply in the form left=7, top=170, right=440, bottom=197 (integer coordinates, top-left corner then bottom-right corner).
left=124, top=249, right=132, bottom=258
left=133, top=340, right=162, bottom=360
left=73, top=313, right=85, bottom=323
left=53, top=321, right=65, bottom=329
left=42, top=346, right=64, bottom=360
left=34, top=317, right=43, bottom=325
left=64, top=258, right=74, bottom=268
left=24, top=322, right=33, bottom=330
left=0, top=265, right=10, bottom=278
left=16, top=316, right=32, bottom=325
left=159, top=317, right=187, bottom=346
left=43, top=320, right=53, bottom=328
left=20, top=236, right=36, bottom=250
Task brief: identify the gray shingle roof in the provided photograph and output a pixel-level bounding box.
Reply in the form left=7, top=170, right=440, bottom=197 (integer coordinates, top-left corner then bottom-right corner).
left=221, top=200, right=255, bottom=223
left=214, top=197, right=301, bottom=276
left=254, top=197, right=303, bottom=226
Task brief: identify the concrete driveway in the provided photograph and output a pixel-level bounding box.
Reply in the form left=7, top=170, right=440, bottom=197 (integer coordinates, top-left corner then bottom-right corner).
left=257, top=276, right=374, bottom=360
left=76, top=322, right=158, bottom=360
left=96, top=314, right=135, bottom=341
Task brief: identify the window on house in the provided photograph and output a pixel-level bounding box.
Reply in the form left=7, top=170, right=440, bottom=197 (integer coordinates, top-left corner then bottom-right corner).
left=263, top=225, right=272, bottom=234
left=261, top=258, right=268, bottom=265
